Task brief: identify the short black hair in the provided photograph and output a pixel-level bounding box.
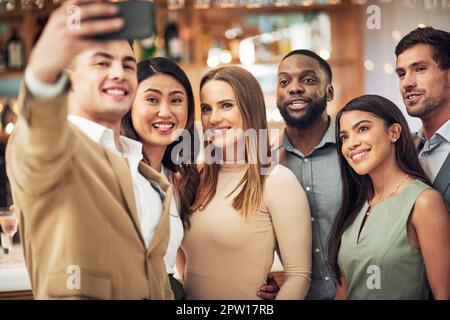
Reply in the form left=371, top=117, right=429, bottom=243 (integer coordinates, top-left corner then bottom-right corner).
left=281, top=49, right=332, bottom=83
left=395, top=27, right=450, bottom=70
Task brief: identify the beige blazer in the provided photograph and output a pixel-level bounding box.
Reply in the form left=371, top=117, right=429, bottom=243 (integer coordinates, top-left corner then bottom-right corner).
left=6, top=85, right=174, bottom=300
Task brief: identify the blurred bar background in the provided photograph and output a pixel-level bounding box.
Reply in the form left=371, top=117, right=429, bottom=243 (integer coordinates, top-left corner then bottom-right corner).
left=0, top=0, right=449, bottom=298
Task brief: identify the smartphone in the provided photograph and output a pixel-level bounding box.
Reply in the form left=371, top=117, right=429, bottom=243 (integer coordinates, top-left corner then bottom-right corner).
left=89, top=1, right=156, bottom=41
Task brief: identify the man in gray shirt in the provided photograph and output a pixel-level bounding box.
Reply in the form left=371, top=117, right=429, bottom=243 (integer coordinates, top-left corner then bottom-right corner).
left=272, top=50, right=342, bottom=299
left=395, top=27, right=450, bottom=211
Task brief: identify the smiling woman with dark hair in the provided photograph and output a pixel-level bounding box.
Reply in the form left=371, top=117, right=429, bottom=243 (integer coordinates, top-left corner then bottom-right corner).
left=121, top=57, right=199, bottom=299
left=328, top=94, right=450, bottom=300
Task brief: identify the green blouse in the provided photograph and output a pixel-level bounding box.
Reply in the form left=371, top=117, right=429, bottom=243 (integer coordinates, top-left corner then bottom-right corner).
left=338, top=179, right=431, bottom=300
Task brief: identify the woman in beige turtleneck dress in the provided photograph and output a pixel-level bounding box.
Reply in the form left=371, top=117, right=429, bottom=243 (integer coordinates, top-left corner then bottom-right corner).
left=178, top=66, right=312, bottom=300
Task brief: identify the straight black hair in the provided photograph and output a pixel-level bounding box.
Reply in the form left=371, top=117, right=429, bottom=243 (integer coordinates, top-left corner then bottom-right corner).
left=121, top=57, right=199, bottom=229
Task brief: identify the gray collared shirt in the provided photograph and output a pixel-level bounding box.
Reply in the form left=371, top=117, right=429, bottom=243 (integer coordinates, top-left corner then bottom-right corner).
left=274, top=120, right=342, bottom=300
left=417, top=120, right=450, bottom=183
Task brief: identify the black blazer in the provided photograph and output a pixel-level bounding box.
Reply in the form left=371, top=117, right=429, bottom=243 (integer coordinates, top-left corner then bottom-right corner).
left=433, top=154, right=450, bottom=212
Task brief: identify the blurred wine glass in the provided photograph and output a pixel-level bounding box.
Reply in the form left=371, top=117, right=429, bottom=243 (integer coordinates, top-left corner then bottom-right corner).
left=0, top=208, right=18, bottom=259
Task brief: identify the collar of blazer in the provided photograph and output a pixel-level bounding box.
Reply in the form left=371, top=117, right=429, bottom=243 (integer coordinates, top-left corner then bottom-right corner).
left=103, top=149, right=172, bottom=250
left=433, top=153, right=450, bottom=198
left=103, top=148, right=142, bottom=243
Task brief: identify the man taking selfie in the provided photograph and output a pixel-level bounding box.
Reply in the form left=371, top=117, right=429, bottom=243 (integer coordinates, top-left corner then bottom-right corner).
left=6, top=0, right=173, bottom=299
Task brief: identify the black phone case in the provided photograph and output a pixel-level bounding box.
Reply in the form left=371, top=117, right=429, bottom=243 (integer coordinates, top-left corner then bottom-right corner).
left=90, top=1, right=155, bottom=41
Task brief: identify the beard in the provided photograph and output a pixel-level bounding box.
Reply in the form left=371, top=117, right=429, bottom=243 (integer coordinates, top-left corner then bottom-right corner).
left=406, top=95, right=446, bottom=118
left=277, top=95, right=328, bottom=128
left=406, top=74, right=449, bottom=119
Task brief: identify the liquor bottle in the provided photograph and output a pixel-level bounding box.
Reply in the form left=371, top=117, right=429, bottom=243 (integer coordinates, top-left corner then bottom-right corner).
left=6, top=28, right=25, bottom=71
left=164, top=14, right=183, bottom=62
left=139, top=34, right=157, bottom=60
left=0, top=41, right=7, bottom=72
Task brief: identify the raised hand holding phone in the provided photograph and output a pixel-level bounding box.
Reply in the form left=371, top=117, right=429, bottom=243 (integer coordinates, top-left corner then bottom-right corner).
left=27, top=0, right=125, bottom=85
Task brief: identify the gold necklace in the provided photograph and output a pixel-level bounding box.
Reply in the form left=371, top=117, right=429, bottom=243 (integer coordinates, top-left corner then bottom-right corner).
left=367, top=174, right=409, bottom=216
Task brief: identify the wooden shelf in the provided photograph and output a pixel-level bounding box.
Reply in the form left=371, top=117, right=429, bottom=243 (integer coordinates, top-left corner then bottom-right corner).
left=0, top=3, right=55, bottom=19
left=194, top=2, right=349, bottom=14
left=0, top=71, right=23, bottom=78
left=0, top=12, right=22, bottom=20
left=0, top=290, right=33, bottom=300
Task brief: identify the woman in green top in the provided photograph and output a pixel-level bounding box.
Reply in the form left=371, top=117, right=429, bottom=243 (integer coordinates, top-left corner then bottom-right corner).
left=328, top=95, right=450, bottom=300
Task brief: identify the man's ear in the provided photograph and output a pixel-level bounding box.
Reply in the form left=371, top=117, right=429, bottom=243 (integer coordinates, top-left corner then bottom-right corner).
left=326, top=84, right=334, bottom=102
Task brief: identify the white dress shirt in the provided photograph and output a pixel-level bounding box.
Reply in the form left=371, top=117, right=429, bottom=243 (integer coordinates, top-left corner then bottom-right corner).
left=25, top=69, right=163, bottom=247
left=418, top=120, right=450, bottom=182
left=68, top=115, right=163, bottom=247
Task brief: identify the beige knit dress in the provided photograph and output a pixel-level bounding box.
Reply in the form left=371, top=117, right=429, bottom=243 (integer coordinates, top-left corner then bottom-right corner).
left=182, top=164, right=312, bottom=300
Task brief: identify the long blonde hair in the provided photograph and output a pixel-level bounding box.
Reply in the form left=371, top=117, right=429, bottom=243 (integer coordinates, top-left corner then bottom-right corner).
left=192, top=66, right=271, bottom=217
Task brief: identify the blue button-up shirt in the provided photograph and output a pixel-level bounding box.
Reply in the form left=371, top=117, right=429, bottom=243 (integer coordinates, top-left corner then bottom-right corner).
left=273, top=119, right=342, bottom=300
